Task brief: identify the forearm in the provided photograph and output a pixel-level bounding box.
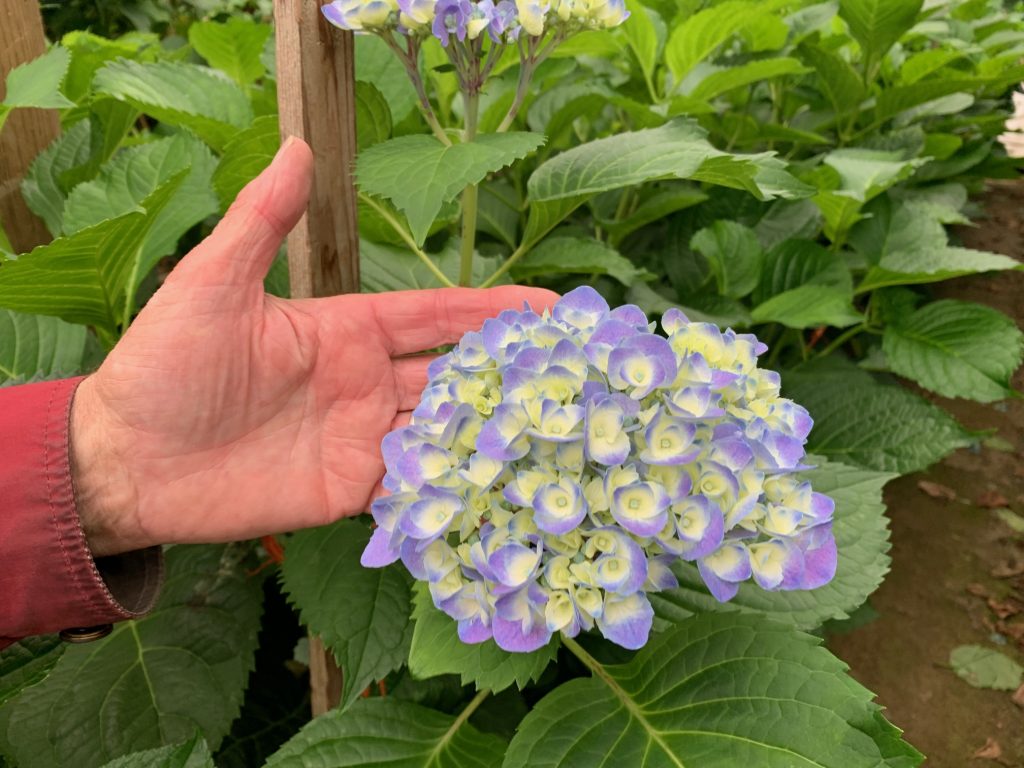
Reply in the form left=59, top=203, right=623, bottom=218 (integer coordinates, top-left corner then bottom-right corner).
left=0, top=378, right=162, bottom=645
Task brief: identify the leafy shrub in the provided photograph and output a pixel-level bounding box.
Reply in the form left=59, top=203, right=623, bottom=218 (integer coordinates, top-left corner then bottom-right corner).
left=1, top=0, right=1023, bottom=765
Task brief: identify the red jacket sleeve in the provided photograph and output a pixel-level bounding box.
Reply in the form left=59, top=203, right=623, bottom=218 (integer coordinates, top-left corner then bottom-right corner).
left=0, top=378, right=162, bottom=648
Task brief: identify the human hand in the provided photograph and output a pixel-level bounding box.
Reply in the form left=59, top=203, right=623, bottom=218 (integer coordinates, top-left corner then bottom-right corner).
left=71, top=138, right=558, bottom=557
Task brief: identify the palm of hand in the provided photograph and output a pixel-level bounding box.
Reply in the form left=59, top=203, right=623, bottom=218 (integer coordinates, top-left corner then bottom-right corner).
left=73, top=140, right=556, bottom=556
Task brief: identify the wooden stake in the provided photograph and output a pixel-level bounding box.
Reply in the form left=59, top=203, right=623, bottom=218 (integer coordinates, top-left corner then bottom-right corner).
left=273, top=0, right=360, bottom=715
left=274, top=0, right=360, bottom=300
left=0, top=0, right=60, bottom=253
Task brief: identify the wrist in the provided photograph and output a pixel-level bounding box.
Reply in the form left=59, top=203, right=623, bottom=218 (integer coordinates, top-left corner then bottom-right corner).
left=70, top=377, right=143, bottom=557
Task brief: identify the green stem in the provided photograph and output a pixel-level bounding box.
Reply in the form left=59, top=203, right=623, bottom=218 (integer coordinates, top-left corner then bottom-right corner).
left=817, top=324, right=868, bottom=358
left=426, top=689, right=490, bottom=764
left=384, top=34, right=451, bottom=146
left=496, top=33, right=561, bottom=133
left=360, top=193, right=456, bottom=288
left=479, top=241, right=526, bottom=288
left=459, top=90, right=480, bottom=287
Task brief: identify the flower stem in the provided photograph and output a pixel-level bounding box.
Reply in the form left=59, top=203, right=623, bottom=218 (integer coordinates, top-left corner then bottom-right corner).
left=459, top=88, right=480, bottom=287
left=359, top=193, right=456, bottom=288
left=384, top=33, right=451, bottom=146
left=817, top=324, right=867, bottom=358
left=426, top=689, right=490, bottom=764
left=478, top=241, right=525, bottom=288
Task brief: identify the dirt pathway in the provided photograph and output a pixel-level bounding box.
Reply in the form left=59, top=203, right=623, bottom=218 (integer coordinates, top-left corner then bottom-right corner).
left=828, top=180, right=1024, bottom=767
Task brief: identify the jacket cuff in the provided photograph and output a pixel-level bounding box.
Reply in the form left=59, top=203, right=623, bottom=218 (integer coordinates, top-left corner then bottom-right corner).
left=0, top=377, right=163, bottom=645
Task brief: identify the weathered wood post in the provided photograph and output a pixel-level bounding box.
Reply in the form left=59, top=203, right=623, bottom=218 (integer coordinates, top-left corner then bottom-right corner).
left=0, top=0, right=61, bottom=253
left=273, top=0, right=360, bottom=714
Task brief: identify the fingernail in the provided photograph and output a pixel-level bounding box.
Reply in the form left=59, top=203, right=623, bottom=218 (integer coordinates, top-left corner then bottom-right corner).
left=275, top=135, right=299, bottom=162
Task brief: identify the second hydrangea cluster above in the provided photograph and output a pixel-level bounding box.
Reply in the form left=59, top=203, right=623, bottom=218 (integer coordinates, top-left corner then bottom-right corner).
left=363, top=286, right=837, bottom=652
left=322, top=0, right=628, bottom=38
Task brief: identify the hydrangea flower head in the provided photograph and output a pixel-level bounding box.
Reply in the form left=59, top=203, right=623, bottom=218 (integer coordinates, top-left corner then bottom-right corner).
left=363, top=286, right=836, bottom=653
left=322, top=0, right=398, bottom=32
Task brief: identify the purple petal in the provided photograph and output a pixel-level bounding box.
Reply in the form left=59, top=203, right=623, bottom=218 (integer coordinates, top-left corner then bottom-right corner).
left=597, top=593, right=653, bottom=650
left=553, top=286, right=610, bottom=330
left=796, top=525, right=837, bottom=589
left=609, top=304, right=649, bottom=328
left=361, top=526, right=401, bottom=568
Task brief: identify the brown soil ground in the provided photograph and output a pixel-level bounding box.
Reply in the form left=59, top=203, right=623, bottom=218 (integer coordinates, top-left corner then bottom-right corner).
left=828, top=180, right=1024, bottom=767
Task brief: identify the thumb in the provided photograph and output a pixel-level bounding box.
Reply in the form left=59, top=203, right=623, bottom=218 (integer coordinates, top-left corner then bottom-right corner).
left=169, top=137, right=313, bottom=290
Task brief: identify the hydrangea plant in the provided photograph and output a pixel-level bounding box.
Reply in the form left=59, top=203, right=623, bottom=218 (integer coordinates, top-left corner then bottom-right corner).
left=362, top=286, right=836, bottom=652
left=322, top=0, right=628, bottom=143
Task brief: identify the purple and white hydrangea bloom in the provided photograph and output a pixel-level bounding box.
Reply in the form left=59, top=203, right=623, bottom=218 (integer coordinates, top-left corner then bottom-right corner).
left=363, top=286, right=836, bottom=653
left=322, top=0, right=399, bottom=31
left=322, top=0, right=626, bottom=38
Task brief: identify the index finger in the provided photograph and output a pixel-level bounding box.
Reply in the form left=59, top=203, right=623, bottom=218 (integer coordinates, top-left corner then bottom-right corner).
left=363, top=286, right=560, bottom=356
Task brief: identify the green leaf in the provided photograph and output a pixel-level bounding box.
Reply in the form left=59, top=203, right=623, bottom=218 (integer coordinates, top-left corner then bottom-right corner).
left=859, top=250, right=1022, bottom=293
left=188, top=17, right=271, bottom=85
left=0, top=310, right=87, bottom=385
left=751, top=286, right=862, bottom=329
left=0, top=637, right=64, bottom=707
left=852, top=200, right=1020, bottom=292
left=811, top=151, right=924, bottom=242
left=690, top=221, right=762, bottom=299
left=882, top=300, right=1023, bottom=402
left=360, top=239, right=506, bottom=291
left=520, top=197, right=588, bottom=252
left=666, top=1, right=774, bottom=82
left=622, top=0, right=660, bottom=83
left=477, top=181, right=520, bottom=249
left=691, top=154, right=815, bottom=202
left=1, top=46, right=74, bottom=111
left=20, top=120, right=94, bottom=236
left=511, top=237, right=645, bottom=285
left=61, top=30, right=147, bottom=103
left=94, top=60, right=253, bottom=151
left=0, top=545, right=262, bottom=768
left=0, top=173, right=185, bottom=333
left=822, top=150, right=924, bottom=202
left=783, top=358, right=972, bottom=473
left=355, top=81, right=393, bottom=151
left=98, top=737, right=215, bottom=768
left=949, top=645, right=1024, bottom=691
left=627, top=282, right=753, bottom=328
left=212, top=115, right=280, bottom=212
left=756, top=239, right=852, bottom=302
left=355, top=36, right=419, bottom=124
left=600, top=186, right=707, bottom=245
left=281, top=519, right=414, bottom=710
left=505, top=615, right=923, bottom=768
left=63, top=134, right=218, bottom=285
left=799, top=44, right=865, bottom=116
left=651, top=459, right=896, bottom=630
left=357, top=132, right=545, bottom=245
left=690, top=57, right=810, bottom=101
left=529, top=120, right=808, bottom=204
left=838, top=0, right=923, bottom=61
left=408, top=584, right=557, bottom=693
left=264, top=698, right=506, bottom=768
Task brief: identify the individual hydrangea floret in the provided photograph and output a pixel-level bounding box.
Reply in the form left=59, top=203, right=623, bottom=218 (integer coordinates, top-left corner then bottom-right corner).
left=363, top=287, right=837, bottom=653
left=322, top=0, right=399, bottom=31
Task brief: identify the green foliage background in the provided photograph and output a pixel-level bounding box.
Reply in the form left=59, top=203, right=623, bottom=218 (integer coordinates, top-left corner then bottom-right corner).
left=2, top=0, right=1024, bottom=765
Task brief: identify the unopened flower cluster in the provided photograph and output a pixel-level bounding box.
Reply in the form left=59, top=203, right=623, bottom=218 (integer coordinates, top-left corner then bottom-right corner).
left=322, top=0, right=627, bottom=39
left=362, top=287, right=837, bottom=652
